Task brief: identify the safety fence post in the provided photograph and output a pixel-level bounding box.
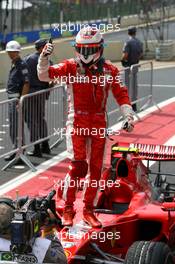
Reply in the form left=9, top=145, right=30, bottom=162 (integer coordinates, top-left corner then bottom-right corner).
left=130, top=61, right=160, bottom=112
left=0, top=99, right=19, bottom=161
left=2, top=85, right=66, bottom=171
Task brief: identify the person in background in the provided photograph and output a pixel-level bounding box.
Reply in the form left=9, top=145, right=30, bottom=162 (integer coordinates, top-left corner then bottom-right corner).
left=121, top=26, right=143, bottom=112
left=4, top=40, right=30, bottom=161
left=24, top=39, right=52, bottom=157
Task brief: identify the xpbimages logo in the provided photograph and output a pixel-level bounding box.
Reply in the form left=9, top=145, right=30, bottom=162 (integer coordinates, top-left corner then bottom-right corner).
left=54, top=178, right=121, bottom=191
left=52, top=22, right=120, bottom=34
left=53, top=72, right=125, bottom=87
left=53, top=127, right=120, bottom=139
left=60, top=230, right=121, bottom=243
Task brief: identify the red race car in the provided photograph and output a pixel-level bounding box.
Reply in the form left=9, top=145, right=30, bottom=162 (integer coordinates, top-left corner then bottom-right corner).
left=55, top=142, right=175, bottom=264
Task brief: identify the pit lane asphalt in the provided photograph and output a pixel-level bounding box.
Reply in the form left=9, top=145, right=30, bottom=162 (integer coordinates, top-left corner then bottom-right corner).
left=0, top=64, right=175, bottom=187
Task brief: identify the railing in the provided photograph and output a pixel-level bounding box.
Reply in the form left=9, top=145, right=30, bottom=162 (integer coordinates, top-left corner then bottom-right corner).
left=130, top=61, right=160, bottom=112
left=107, top=61, right=160, bottom=126
left=2, top=85, right=66, bottom=171
left=0, top=98, right=19, bottom=159
left=1, top=62, right=160, bottom=171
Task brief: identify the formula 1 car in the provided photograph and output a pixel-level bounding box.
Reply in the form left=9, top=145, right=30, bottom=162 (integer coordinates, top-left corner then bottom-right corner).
left=55, top=142, right=175, bottom=264
left=2, top=142, right=175, bottom=264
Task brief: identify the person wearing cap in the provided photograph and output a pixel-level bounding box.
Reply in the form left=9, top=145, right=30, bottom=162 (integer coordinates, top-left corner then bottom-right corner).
left=0, top=200, right=67, bottom=263
left=121, top=26, right=143, bottom=112
left=24, top=39, right=52, bottom=157
left=4, top=40, right=30, bottom=161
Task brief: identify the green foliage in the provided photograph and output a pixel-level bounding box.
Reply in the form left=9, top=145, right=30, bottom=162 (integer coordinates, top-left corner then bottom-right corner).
left=7, top=0, right=169, bottom=32
left=13, top=35, right=27, bottom=44
left=20, top=0, right=143, bottom=30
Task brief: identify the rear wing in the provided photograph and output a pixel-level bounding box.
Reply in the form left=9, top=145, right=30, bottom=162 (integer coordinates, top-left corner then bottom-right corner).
left=112, top=143, right=175, bottom=161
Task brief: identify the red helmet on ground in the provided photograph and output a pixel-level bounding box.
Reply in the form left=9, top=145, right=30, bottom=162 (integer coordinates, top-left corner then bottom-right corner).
left=75, top=26, right=104, bottom=66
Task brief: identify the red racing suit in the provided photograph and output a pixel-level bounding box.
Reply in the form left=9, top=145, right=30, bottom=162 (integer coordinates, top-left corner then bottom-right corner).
left=38, top=57, right=131, bottom=208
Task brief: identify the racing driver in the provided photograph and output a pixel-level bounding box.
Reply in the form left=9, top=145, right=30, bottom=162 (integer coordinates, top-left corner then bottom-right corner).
left=37, top=26, right=134, bottom=228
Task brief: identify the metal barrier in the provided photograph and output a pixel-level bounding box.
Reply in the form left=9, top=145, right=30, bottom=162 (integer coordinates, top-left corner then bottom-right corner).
left=107, top=62, right=160, bottom=126
left=0, top=98, right=19, bottom=159
left=107, top=67, right=141, bottom=126
left=2, top=85, right=66, bottom=171
left=130, top=61, right=160, bottom=112
left=107, top=68, right=129, bottom=127
left=1, top=62, right=160, bottom=171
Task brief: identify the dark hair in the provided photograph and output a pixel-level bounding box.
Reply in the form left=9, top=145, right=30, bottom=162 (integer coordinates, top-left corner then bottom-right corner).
left=128, top=26, right=136, bottom=35
left=35, top=39, right=48, bottom=50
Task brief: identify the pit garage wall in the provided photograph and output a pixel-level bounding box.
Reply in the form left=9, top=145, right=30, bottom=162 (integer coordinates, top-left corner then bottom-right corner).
left=0, top=39, right=123, bottom=88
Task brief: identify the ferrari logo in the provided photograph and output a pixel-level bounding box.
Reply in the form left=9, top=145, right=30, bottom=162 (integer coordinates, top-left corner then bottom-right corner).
left=64, top=249, right=72, bottom=258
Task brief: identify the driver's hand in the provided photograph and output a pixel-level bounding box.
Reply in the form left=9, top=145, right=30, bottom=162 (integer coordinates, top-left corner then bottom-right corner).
left=122, top=116, right=134, bottom=132
left=42, top=43, right=54, bottom=57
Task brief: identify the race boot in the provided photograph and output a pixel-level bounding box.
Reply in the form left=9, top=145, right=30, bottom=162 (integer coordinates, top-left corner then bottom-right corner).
left=62, top=205, right=75, bottom=226
left=83, top=207, right=102, bottom=228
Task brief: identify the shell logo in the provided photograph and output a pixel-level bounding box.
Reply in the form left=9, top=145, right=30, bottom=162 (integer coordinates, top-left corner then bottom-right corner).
left=64, top=249, right=72, bottom=259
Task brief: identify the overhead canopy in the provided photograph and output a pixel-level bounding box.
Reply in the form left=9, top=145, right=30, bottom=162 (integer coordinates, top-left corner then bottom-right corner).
left=1, top=0, right=32, bottom=10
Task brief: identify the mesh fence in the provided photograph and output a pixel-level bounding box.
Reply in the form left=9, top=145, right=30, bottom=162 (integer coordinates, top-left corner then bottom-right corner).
left=0, top=0, right=143, bottom=33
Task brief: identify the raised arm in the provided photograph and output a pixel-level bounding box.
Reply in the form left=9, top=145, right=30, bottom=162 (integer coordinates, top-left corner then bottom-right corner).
left=37, top=42, right=68, bottom=83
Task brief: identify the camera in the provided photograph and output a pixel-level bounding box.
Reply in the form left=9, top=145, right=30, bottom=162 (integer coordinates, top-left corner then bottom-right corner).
left=10, top=190, right=56, bottom=255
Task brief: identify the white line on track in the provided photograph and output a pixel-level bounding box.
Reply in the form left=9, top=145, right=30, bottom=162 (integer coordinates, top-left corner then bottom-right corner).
left=140, top=84, right=175, bottom=88
left=137, top=64, right=175, bottom=72
left=0, top=151, right=67, bottom=195
left=0, top=63, right=175, bottom=94
left=51, top=102, right=59, bottom=105
left=13, top=165, right=26, bottom=170
left=0, top=89, right=5, bottom=93
left=110, top=96, right=175, bottom=131
left=153, top=65, right=175, bottom=70
left=0, top=97, right=175, bottom=195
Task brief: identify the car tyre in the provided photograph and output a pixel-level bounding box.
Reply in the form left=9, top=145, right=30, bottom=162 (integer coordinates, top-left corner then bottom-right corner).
left=124, top=241, right=174, bottom=264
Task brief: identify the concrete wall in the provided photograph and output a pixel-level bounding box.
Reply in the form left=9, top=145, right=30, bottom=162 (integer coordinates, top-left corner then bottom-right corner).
left=116, top=6, right=175, bottom=28
left=0, top=36, right=175, bottom=88
left=0, top=39, right=124, bottom=88
left=1, top=38, right=175, bottom=88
